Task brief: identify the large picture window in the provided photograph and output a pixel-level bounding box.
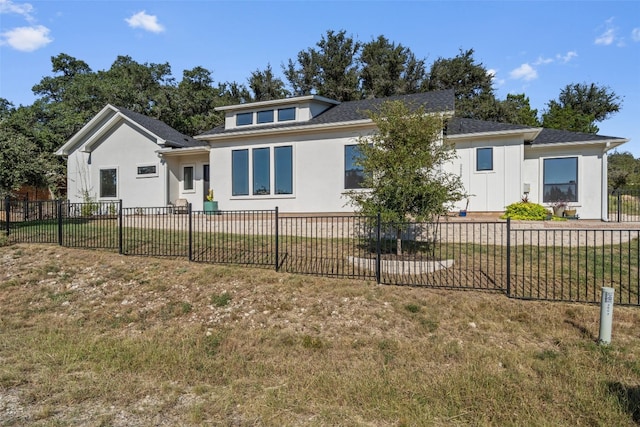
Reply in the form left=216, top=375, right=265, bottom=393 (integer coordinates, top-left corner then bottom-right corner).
left=543, top=157, right=578, bottom=202
left=99, top=168, right=117, bottom=198
left=345, top=145, right=365, bottom=189
left=274, top=146, right=293, bottom=194
left=232, top=150, right=249, bottom=196
left=476, top=147, right=493, bottom=171
left=253, top=148, right=270, bottom=195
left=183, top=166, right=194, bottom=191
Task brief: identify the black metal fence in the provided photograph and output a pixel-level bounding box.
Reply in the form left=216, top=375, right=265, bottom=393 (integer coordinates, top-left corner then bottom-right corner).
left=609, top=188, right=640, bottom=222
left=4, top=197, right=639, bottom=307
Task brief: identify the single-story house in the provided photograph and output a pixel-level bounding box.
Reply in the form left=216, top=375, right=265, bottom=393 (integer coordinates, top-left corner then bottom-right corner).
left=56, top=90, right=629, bottom=219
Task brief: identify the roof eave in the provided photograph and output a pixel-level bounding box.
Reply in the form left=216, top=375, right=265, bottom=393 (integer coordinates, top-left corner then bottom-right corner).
left=195, top=119, right=375, bottom=142
left=447, top=127, right=542, bottom=142
left=157, top=146, right=211, bottom=157
left=215, top=95, right=341, bottom=112
left=528, top=138, right=629, bottom=149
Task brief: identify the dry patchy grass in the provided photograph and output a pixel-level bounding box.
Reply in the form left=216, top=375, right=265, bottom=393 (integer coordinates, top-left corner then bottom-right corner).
left=1, top=243, right=639, bottom=426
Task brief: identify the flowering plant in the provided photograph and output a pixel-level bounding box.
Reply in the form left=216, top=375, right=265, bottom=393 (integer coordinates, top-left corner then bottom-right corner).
left=206, top=189, right=214, bottom=201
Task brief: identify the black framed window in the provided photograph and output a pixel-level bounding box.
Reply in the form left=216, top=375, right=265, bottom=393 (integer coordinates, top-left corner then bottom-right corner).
left=257, top=110, right=274, bottom=124
left=183, top=166, right=194, bottom=191
left=476, top=147, right=493, bottom=171
left=253, top=148, right=270, bottom=195
left=345, top=145, right=365, bottom=189
left=137, top=165, right=157, bottom=176
left=543, top=157, right=578, bottom=202
left=232, top=150, right=249, bottom=196
left=275, top=146, right=293, bottom=194
left=99, top=168, right=117, bottom=198
left=278, top=107, right=295, bottom=122
left=236, top=112, right=253, bottom=126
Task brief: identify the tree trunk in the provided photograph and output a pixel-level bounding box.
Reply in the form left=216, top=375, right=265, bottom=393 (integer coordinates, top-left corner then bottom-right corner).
left=396, top=228, right=403, bottom=256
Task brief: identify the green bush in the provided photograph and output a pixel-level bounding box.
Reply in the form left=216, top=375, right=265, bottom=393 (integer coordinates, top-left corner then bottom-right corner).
left=501, top=202, right=549, bottom=220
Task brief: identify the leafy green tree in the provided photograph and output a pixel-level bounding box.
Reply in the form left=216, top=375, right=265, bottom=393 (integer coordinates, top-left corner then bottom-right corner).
left=284, top=30, right=361, bottom=101
left=498, top=94, right=540, bottom=126
left=347, top=101, right=466, bottom=255
left=0, top=124, right=60, bottom=197
left=360, top=35, right=427, bottom=98
left=608, top=151, right=640, bottom=190
left=542, top=102, right=597, bottom=133
left=427, top=48, right=495, bottom=117
left=248, top=64, right=289, bottom=101
left=542, top=83, right=621, bottom=133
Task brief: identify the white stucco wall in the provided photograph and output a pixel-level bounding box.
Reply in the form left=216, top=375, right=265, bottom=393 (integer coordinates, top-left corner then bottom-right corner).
left=164, top=154, right=210, bottom=211
left=208, top=128, right=372, bottom=213
left=66, top=121, right=166, bottom=208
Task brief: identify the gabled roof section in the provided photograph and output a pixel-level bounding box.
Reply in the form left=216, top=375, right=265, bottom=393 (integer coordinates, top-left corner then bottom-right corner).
left=445, top=117, right=542, bottom=142
left=530, top=127, right=628, bottom=148
left=55, top=104, right=205, bottom=156
left=116, top=107, right=205, bottom=148
left=196, top=90, right=456, bottom=139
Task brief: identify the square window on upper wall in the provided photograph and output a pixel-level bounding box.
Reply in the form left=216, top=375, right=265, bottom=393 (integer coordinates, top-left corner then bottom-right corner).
left=278, top=107, right=295, bottom=122
left=236, top=112, right=253, bottom=126
left=257, top=110, right=274, bottom=124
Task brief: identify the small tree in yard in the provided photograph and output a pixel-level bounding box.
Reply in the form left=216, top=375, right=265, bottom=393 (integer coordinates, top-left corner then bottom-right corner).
left=346, top=100, right=466, bottom=255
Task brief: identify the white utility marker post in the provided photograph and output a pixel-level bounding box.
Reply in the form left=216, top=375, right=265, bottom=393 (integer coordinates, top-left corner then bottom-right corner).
left=598, top=287, right=615, bottom=345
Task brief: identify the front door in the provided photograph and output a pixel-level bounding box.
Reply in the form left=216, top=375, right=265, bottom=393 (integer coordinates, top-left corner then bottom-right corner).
left=203, top=164, right=210, bottom=200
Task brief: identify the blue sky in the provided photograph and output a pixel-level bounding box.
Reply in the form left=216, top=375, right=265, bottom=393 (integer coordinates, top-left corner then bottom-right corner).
left=1, top=0, right=639, bottom=155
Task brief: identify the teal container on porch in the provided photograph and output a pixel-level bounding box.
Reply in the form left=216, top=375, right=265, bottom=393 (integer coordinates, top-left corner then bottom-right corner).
left=203, top=201, right=218, bottom=215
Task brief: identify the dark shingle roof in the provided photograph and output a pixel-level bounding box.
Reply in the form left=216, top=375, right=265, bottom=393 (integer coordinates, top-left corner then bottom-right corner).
left=445, top=117, right=538, bottom=136
left=117, top=107, right=206, bottom=148
left=197, top=90, right=455, bottom=137
left=531, top=127, right=623, bottom=145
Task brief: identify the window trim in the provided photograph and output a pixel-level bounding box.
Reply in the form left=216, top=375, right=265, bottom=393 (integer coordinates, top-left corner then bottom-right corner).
left=232, top=149, right=250, bottom=196
left=476, top=147, right=493, bottom=172
left=230, top=146, right=295, bottom=199
left=277, top=107, right=296, bottom=122
left=252, top=147, right=271, bottom=196
left=136, top=163, right=158, bottom=178
left=257, top=109, right=274, bottom=124
left=344, top=144, right=366, bottom=190
left=236, top=112, right=253, bottom=126
left=542, top=156, right=579, bottom=203
left=274, top=145, right=293, bottom=195
left=182, top=165, right=195, bottom=193
left=99, top=167, right=118, bottom=199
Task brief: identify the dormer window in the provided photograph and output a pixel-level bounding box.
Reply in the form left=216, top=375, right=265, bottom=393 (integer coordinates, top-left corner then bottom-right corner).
left=257, top=110, right=274, bottom=124
left=236, top=112, right=253, bottom=126
left=278, top=107, right=295, bottom=122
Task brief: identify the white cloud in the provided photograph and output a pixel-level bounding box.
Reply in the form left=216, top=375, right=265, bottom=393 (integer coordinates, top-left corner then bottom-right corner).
left=632, top=28, right=640, bottom=42
left=533, top=56, right=553, bottom=65
left=595, top=28, right=615, bottom=45
left=557, top=51, right=577, bottom=63
left=595, top=17, right=619, bottom=46
left=0, top=24, right=52, bottom=51
left=0, top=0, right=34, bottom=22
left=125, top=11, right=165, bottom=33
left=509, top=63, right=537, bottom=81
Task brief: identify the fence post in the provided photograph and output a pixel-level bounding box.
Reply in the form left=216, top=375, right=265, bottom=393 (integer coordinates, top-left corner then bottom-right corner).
left=506, top=218, right=511, bottom=297
left=188, top=203, right=193, bottom=261
left=4, top=195, right=10, bottom=236
left=57, top=199, right=63, bottom=246
left=23, top=196, right=28, bottom=221
left=118, top=199, right=123, bottom=255
left=274, top=206, right=279, bottom=272
left=376, top=211, right=381, bottom=284
left=617, top=190, right=621, bottom=223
